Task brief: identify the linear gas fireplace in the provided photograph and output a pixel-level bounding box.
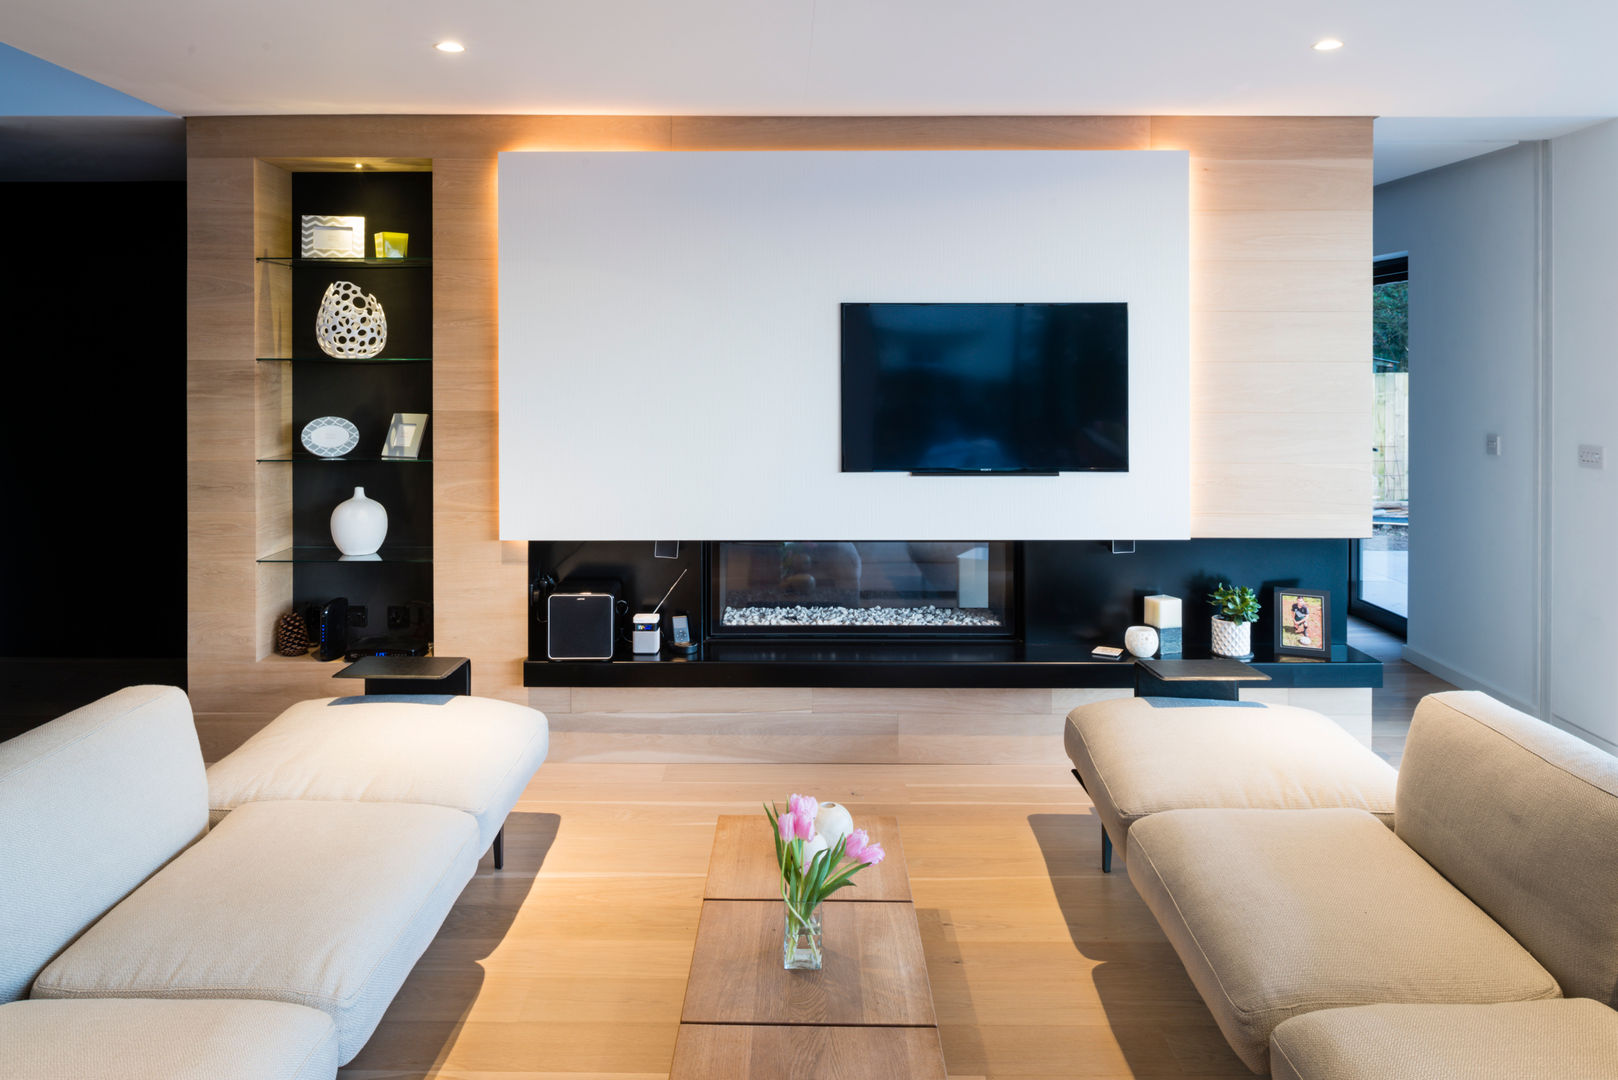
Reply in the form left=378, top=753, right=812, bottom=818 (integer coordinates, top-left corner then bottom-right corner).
left=710, top=541, right=1015, bottom=639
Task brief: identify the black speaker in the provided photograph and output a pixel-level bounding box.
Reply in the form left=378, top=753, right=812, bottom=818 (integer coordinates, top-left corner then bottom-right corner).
left=547, top=580, right=621, bottom=660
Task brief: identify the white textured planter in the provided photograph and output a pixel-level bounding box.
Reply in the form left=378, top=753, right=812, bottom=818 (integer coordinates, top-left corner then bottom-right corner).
left=330, top=486, right=388, bottom=556
left=1210, top=617, right=1252, bottom=659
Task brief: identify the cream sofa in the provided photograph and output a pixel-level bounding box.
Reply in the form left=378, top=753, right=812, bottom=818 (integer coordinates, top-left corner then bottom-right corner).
left=1, top=684, right=548, bottom=1078
left=1064, top=695, right=1398, bottom=870
left=1123, top=691, right=1618, bottom=1076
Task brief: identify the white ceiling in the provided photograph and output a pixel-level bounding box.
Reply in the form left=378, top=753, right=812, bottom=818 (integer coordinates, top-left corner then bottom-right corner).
left=3, top=1, right=1614, bottom=181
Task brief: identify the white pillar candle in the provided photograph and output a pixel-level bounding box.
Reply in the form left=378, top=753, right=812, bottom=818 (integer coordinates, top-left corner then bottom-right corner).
left=1143, top=594, right=1182, bottom=629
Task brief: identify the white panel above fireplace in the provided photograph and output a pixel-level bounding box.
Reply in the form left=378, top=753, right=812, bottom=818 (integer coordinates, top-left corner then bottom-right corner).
left=497, top=149, right=1189, bottom=540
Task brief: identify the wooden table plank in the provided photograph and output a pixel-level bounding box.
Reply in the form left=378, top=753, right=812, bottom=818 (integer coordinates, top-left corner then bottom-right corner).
left=704, top=814, right=912, bottom=902
left=681, top=900, right=936, bottom=1027
left=670, top=1024, right=948, bottom=1080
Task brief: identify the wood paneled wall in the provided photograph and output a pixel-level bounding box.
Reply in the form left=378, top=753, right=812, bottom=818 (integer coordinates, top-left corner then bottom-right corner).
left=186, top=115, right=1372, bottom=761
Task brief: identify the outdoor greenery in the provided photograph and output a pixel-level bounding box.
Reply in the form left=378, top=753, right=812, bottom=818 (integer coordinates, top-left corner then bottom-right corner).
left=1373, top=281, right=1408, bottom=372
left=1208, top=582, right=1261, bottom=625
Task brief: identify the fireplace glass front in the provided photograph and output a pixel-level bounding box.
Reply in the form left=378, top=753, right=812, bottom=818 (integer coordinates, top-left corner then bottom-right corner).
left=712, top=541, right=1014, bottom=636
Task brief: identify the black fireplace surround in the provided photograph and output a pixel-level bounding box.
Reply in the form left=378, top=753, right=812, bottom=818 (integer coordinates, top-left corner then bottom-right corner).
left=522, top=539, right=1382, bottom=690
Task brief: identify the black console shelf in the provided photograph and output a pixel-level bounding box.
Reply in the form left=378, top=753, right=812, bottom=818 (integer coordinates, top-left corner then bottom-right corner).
left=522, top=643, right=1382, bottom=690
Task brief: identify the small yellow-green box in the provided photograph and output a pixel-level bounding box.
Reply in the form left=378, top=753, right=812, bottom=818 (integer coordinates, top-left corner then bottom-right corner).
left=373, top=231, right=409, bottom=258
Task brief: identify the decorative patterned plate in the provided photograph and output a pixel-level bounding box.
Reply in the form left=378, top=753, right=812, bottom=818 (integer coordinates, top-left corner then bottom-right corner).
left=301, top=416, right=360, bottom=458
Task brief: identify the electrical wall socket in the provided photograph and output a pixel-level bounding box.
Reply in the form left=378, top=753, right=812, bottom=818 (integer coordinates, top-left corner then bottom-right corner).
left=387, top=605, right=410, bottom=630
left=1485, top=433, right=1502, bottom=456
left=347, top=605, right=367, bottom=628
left=1579, top=444, right=1605, bottom=469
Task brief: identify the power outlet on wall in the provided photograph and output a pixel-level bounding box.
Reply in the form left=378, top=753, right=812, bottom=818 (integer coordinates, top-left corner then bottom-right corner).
left=388, top=605, right=411, bottom=630
left=1579, top=444, right=1605, bottom=469
left=347, top=605, right=367, bottom=628
left=1485, top=433, right=1502, bottom=456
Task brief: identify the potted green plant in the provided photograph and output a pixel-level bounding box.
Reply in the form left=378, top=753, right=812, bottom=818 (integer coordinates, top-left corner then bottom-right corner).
left=1208, top=582, right=1260, bottom=659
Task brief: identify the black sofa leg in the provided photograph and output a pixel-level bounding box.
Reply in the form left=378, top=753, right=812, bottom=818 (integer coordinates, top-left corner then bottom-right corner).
left=1071, top=768, right=1113, bottom=873
left=492, top=826, right=504, bottom=870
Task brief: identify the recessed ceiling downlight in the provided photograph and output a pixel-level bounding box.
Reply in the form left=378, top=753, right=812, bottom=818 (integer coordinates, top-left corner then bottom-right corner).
left=435, top=40, right=465, bottom=53
left=1313, top=38, right=1344, bottom=51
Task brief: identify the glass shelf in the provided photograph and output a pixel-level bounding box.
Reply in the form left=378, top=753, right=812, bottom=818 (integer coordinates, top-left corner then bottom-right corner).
left=257, top=546, right=433, bottom=564
left=256, top=356, right=431, bottom=365
left=256, top=456, right=432, bottom=464
left=255, top=256, right=431, bottom=268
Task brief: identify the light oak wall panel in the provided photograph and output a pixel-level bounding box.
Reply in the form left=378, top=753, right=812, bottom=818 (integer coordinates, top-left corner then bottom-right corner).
left=188, top=114, right=1372, bottom=761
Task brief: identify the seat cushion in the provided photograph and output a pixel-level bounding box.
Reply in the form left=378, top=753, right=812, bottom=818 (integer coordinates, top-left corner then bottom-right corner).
left=0, top=998, right=338, bottom=1080
left=0, top=685, right=207, bottom=1003
left=1271, top=1000, right=1618, bottom=1080
left=31, top=800, right=480, bottom=1065
left=206, top=693, right=549, bottom=850
left=1127, top=808, right=1560, bottom=1074
left=1063, top=696, right=1396, bottom=860
left=1397, top=691, right=1618, bottom=1006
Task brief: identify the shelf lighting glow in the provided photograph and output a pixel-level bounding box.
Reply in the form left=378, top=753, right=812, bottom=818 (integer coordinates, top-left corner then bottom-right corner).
left=435, top=40, right=465, bottom=53
left=1313, top=38, right=1344, bottom=51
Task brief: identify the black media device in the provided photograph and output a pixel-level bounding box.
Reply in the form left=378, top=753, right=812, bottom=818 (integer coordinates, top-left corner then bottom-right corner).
left=312, top=597, right=349, bottom=661
left=546, top=579, right=622, bottom=661
left=840, top=302, right=1129, bottom=474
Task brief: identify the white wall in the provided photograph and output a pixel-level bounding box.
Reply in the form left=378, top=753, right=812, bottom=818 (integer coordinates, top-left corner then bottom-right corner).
left=1549, top=119, right=1618, bottom=752
left=1373, top=143, right=1545, bottom=714
left=497, top=149, right=1189, bottom=540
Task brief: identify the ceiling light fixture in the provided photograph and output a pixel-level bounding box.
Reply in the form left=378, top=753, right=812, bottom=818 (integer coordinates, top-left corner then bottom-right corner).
left=435, top=40, right=465, bottom=53
left=1313, top=38, right=1344, bottom=51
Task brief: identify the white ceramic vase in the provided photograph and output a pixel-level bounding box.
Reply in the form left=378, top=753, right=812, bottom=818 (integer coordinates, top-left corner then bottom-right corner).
left=815, top=802, right=855, bottom=847
left=1210, top=617, right=1252, bottom=659
left=330, top=486, right=388, bottom=556
left=1123, top=625, right=1160, bottom=658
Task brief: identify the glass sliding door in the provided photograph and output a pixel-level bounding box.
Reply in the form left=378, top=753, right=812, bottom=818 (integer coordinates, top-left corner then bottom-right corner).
left=1352, top=255, right=1409, bottom=633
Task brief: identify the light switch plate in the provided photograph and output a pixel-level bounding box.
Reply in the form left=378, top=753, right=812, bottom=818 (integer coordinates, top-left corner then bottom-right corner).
left=1579, top=444, right=1605, bottom=469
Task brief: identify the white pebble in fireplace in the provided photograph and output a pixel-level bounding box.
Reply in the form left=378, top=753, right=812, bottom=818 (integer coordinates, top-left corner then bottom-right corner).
left=722, top=604, right=1002, bottom=628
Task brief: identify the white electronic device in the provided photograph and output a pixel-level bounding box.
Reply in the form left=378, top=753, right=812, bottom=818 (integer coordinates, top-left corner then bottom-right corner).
left=631, top=613, right=661, bottom=654
left=632, top=568, right=689, bottom=655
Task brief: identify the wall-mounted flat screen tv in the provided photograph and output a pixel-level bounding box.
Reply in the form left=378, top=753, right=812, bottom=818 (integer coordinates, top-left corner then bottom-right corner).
left=840, top=302, right=1128, bottom=475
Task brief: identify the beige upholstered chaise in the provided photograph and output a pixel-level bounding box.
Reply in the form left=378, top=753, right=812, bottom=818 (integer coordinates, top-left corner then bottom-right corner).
left=1126, top=691, right=1618, bottom=1074
left=1064, top=695, right=1396, bottom=870
left=1, top=684, right=549, bottom=1077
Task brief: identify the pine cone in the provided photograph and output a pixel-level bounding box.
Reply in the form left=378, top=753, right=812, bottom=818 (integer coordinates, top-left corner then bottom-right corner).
left=275, top=611, right=310, bottom=657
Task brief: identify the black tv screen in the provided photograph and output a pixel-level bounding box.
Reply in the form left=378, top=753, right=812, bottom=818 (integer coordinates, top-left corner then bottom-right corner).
left=840, top=302, right=1129, bottom=474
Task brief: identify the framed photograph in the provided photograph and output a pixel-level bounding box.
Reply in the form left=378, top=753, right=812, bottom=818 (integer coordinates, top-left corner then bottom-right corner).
left=1274, top=588, right=1331, bottom=657
left=380, top=412, right=428, bottom=459
left=301, top=214, right=366, bottom=258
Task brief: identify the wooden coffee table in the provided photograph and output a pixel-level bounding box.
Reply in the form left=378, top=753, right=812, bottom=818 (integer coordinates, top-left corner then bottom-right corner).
left=670, top=815, right=947, bottom=1080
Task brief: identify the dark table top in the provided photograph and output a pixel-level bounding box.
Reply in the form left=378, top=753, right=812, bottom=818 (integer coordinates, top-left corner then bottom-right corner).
left=1134, top=656, right=1272, bottom=683
left=333, top=656, right=469, bottom=681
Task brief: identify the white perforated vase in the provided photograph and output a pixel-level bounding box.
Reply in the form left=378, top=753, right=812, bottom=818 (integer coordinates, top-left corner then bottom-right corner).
left=315, top=280, right=387, bottom=359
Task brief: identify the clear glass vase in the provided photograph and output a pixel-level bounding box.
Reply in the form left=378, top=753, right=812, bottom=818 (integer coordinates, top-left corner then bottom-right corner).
left=782, top=901, right=823, bottom=970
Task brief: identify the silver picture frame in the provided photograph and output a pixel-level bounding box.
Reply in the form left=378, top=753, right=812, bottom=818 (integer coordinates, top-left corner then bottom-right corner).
left=381, top=412, right=428, bottom=459
left=300, top=215, right=366, bottom=259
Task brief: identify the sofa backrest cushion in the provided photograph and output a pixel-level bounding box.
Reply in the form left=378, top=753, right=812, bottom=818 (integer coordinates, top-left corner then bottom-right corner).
left=1396, top=690, right=1618, bottom=1005
left=0, top=685, right=207, bottom=1002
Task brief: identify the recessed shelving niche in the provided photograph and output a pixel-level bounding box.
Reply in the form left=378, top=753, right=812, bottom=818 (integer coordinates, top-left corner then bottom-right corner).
left=253, top=164, right=434, bottom=658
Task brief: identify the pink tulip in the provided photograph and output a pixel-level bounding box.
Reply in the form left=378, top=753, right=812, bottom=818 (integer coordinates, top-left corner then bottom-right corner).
left=789, top=793, right=819, bottom=821
left=793, top=810, right=816, bottom=841
left=844, top=828, right=884, bottom=864
left=778, top=810, right=800, bottom=842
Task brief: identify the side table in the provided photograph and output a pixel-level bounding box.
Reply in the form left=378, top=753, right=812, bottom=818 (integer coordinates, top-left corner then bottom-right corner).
left=1133, top=656, right=1270, bottom=701
left=333, top=655, right=471, bottom=697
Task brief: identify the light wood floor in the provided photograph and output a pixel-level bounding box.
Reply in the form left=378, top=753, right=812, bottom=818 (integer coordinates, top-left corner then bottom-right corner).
left=343, top=762, right=1246, bottom=1080
left=342, top=626, right=1455, bottom=1080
